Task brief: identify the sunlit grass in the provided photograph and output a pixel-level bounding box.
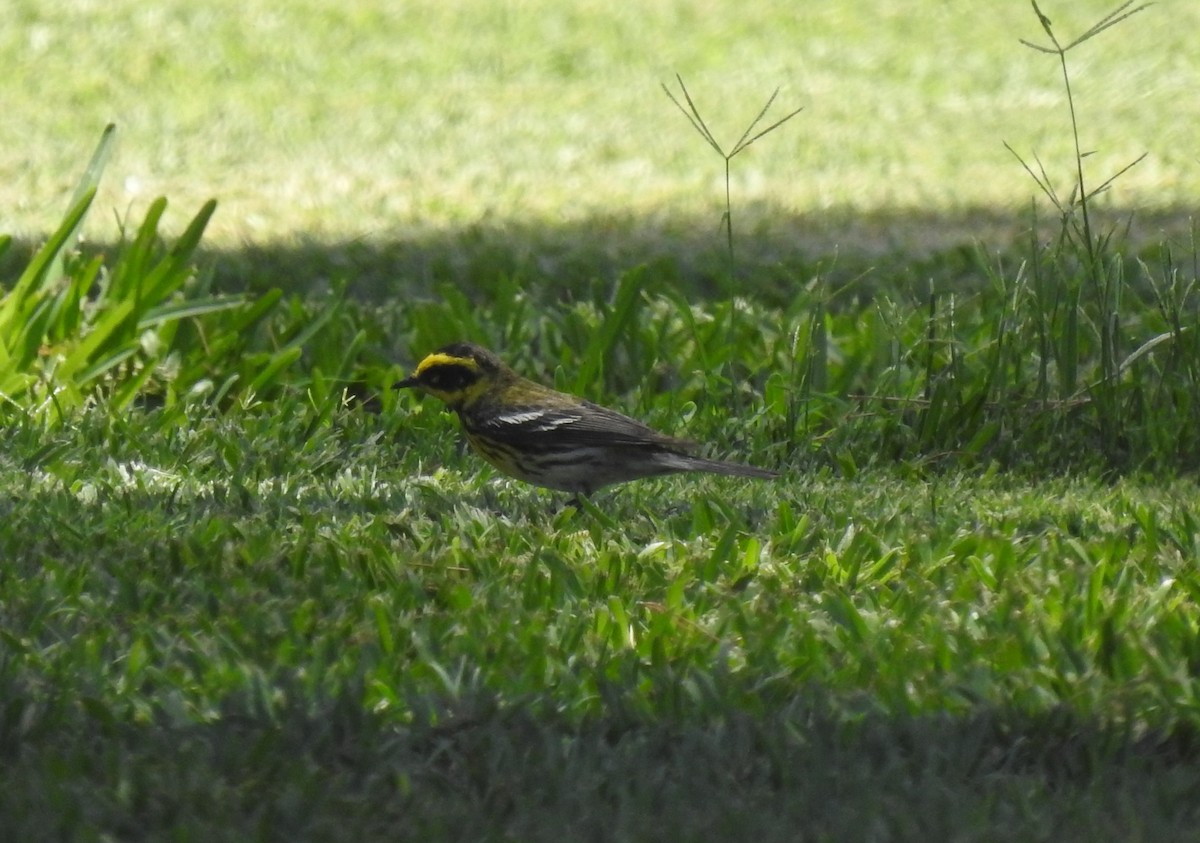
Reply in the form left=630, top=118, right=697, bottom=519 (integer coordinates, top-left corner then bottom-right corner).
left=1, top=0, right=1196, bottom=251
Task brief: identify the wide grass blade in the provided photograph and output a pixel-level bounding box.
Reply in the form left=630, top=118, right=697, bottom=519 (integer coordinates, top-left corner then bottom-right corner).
left=0, top=189, right=96, bottom=360
left=46, top=123, right=116, bottom=286
left=573, top=265, right=645, bottom=393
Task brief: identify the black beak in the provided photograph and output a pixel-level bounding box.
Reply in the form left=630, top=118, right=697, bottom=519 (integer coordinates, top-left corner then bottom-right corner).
left=395, top=375, right=418, bottom=389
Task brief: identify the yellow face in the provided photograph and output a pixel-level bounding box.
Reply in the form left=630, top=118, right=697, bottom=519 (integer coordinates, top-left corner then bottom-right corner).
left=398, top=349, right=492, bottom=409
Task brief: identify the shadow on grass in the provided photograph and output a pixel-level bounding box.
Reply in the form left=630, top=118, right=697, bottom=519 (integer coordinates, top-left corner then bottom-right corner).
left=2, top=203, right=1195, bottom=304
left=3, top=686, right=1198, bottom=842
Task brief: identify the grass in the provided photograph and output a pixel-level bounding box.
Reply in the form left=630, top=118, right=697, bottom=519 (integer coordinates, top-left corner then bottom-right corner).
left=3, top=1, right=1200, bottom=840
left=3, top=412, right=1200, bottom=840
left=2, top=0, right=1197, bottom=255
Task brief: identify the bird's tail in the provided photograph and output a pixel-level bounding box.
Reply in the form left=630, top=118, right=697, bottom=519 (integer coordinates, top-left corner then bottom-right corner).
left=663, top=452, right=780, bottom=480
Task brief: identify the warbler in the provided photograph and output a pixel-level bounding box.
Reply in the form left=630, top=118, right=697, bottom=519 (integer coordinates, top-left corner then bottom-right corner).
left=396, top=341, right=779, bottom=498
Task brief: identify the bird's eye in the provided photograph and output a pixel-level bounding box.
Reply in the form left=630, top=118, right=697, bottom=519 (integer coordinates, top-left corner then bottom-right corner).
left=424, top=364, right=476, bottom=392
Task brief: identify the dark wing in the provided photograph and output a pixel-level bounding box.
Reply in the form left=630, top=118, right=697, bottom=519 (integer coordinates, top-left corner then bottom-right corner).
left=468, top=401, right=692, bottom=451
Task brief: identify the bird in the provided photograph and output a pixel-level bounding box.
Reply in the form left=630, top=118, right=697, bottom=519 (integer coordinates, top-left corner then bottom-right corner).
left=396, top=341, right=778, bottom=499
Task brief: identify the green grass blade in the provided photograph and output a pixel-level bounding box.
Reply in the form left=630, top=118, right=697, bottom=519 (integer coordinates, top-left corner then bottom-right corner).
left=247, top=346, right=303, bottom=395
left=0, top=189, right=96, bottom=345
left=55, top=299, right=136, bottom=382
left=72, top=343, right=141, bottom=387
left=574, top=265, right=645, bottom=393
left=136, top=296, right=247, bottom=330
left=108, top=197, right=168, bottom=302
left=137, top=199, right=218, bottom=305
left=46, top=123, right=116, bottom=286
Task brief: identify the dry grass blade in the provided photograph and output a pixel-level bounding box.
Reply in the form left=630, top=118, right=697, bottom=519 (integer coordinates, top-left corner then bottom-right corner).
left=661, top=75, right=723, bottom=156
left=662, top=73, right=804, bottom=284
left=1066, top=1, right=1152, bottom=50
left=732, top=92, right=805, bottom=156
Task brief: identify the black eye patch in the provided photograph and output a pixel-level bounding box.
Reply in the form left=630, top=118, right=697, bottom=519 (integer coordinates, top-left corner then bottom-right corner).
left=422, top=364, right=479, bottom=392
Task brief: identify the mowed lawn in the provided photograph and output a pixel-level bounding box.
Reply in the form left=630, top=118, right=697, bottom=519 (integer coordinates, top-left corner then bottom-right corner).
left=3, top=2, right=1200, bottom=841
left=1, top=0, right=1196, bottom=253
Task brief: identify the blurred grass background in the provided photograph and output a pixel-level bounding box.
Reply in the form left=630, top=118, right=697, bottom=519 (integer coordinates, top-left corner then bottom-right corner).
left=2, top=0, right=1195, bottom=266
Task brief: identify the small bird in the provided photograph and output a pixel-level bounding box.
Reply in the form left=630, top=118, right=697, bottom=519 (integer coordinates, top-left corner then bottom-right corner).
left=396, top=341, right=779, bottom=499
